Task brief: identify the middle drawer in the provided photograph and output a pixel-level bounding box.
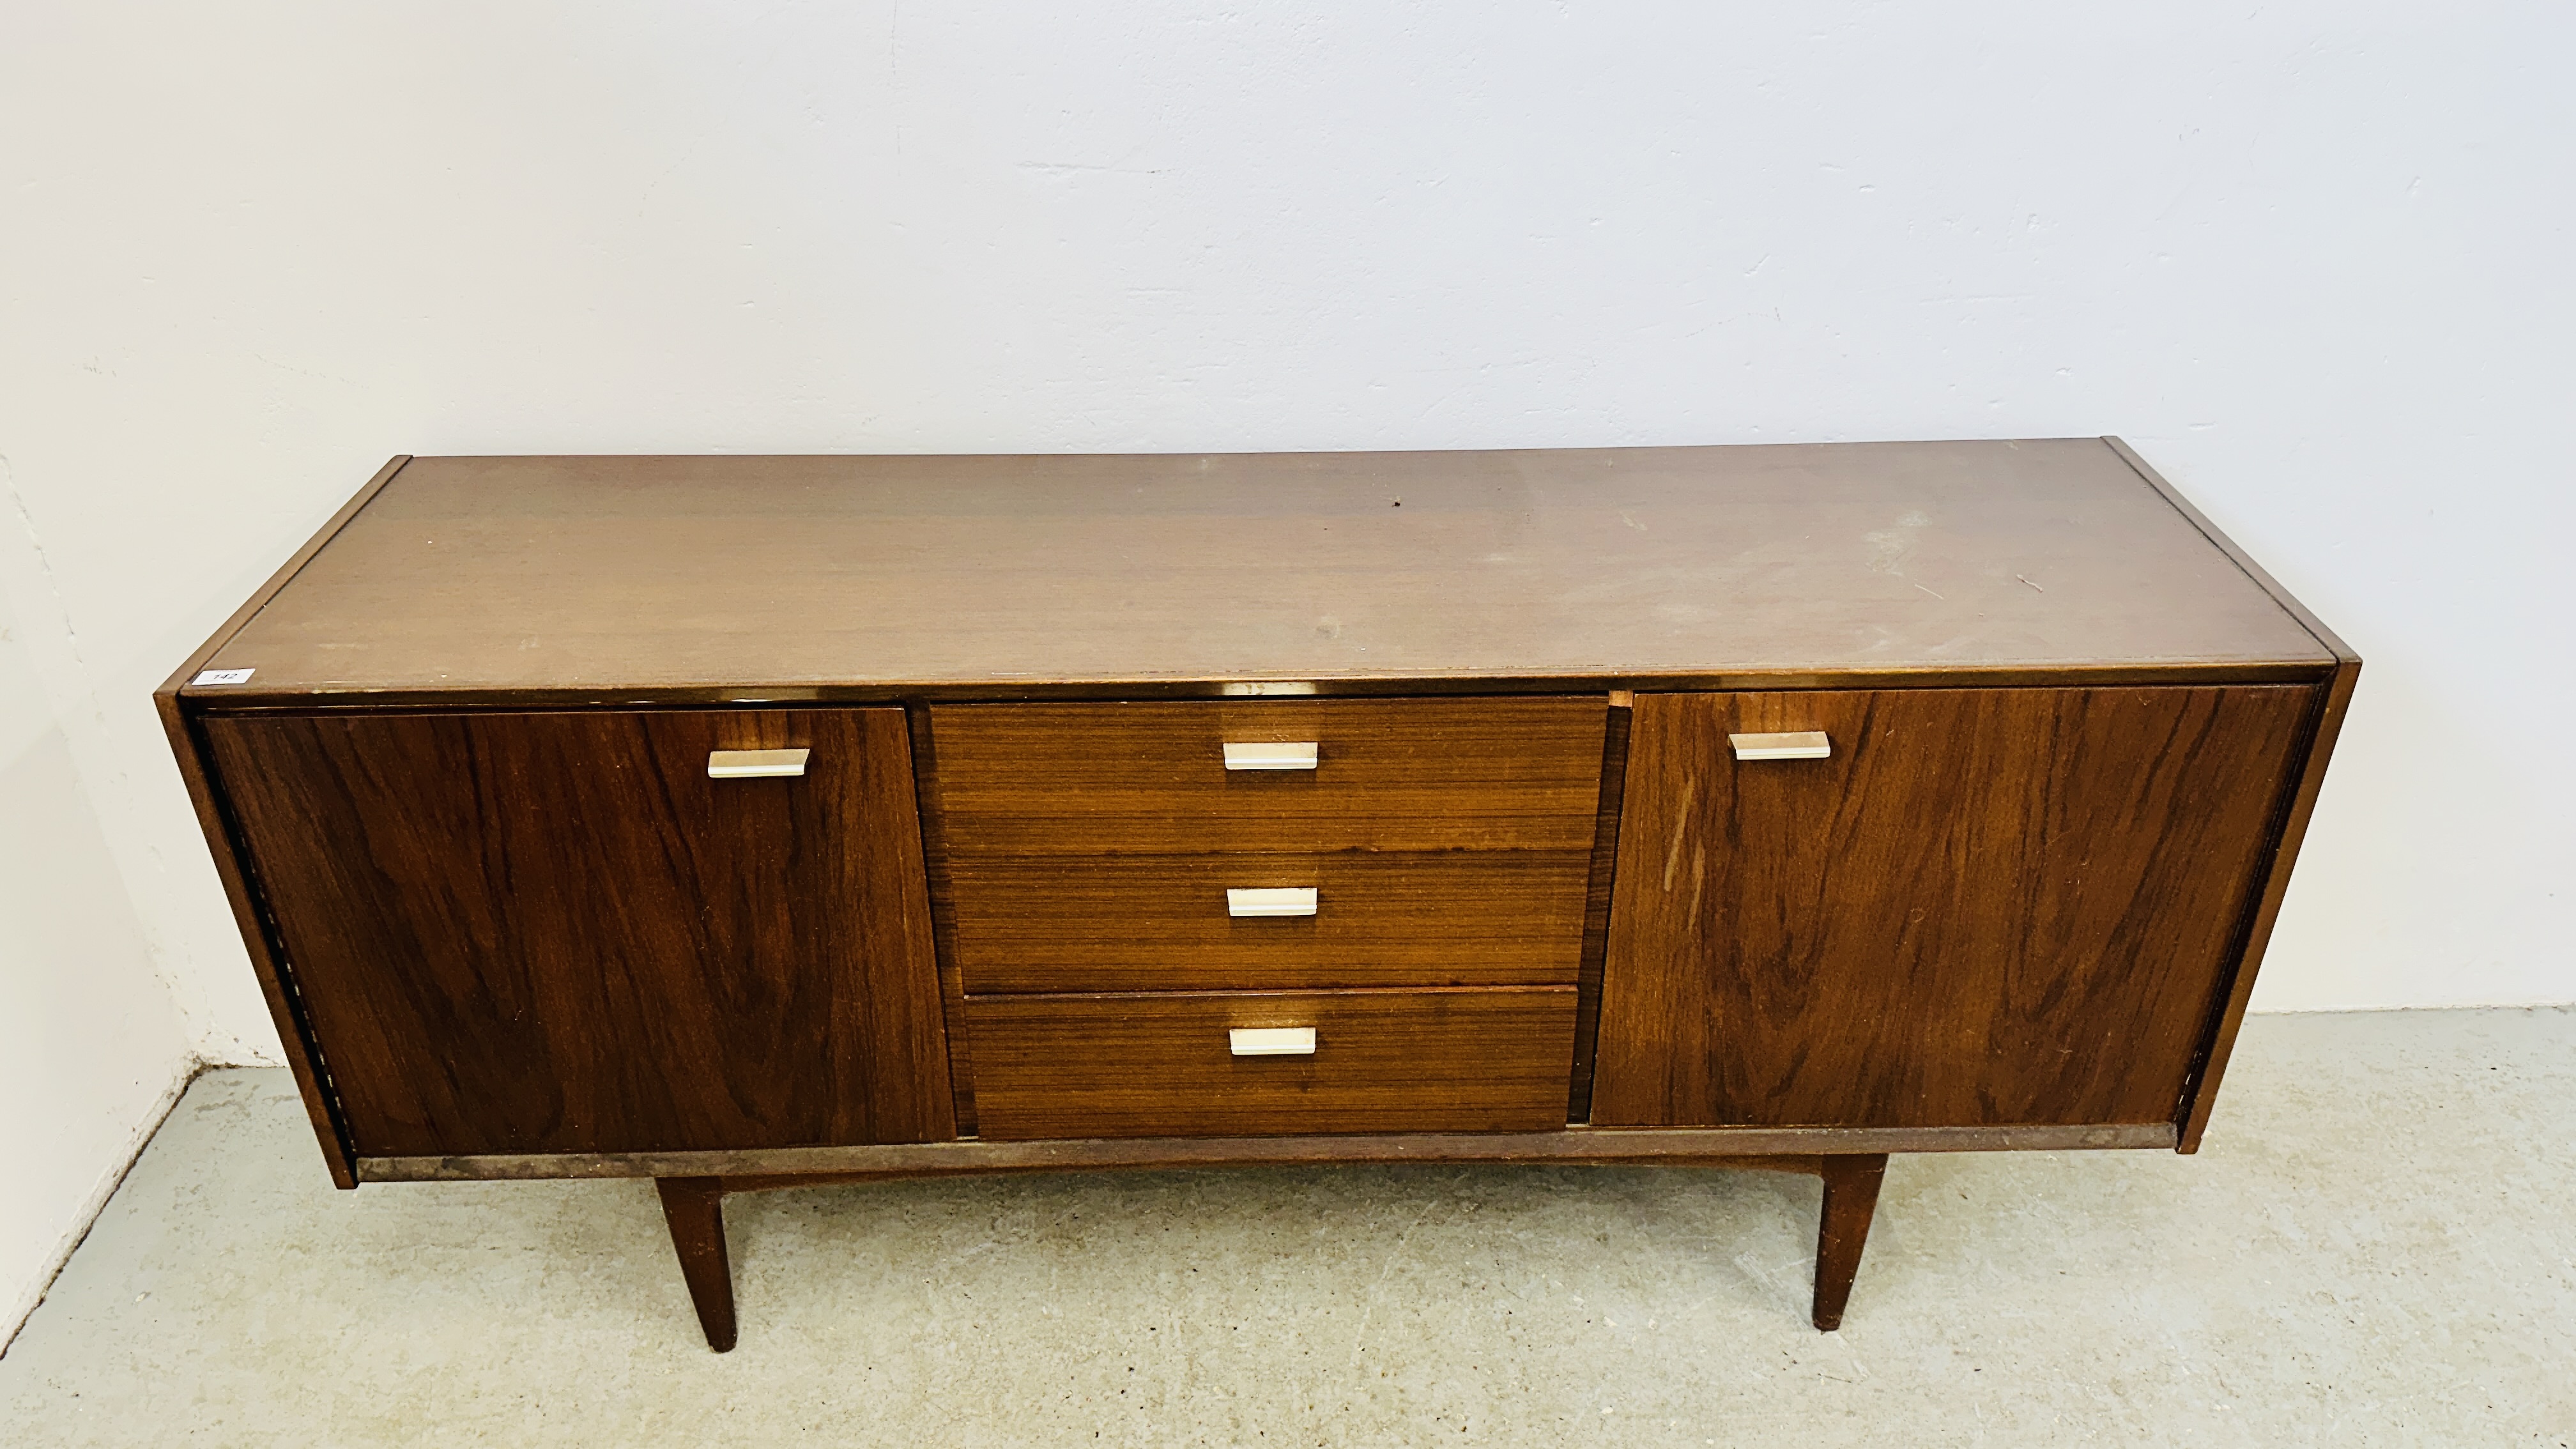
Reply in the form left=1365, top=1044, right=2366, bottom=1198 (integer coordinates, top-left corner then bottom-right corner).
left=949, top=850, right=1593, bottom=993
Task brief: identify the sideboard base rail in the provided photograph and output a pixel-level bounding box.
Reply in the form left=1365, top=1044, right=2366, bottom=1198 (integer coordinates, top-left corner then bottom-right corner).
left=353, top=1121, right=2172, bottom=1184
left=652, top=1150, right=1900, bottom=1353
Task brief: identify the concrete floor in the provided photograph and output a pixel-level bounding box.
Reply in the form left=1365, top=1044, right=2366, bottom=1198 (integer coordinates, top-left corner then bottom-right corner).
left=3, top=1009, right=2571, bottom=1446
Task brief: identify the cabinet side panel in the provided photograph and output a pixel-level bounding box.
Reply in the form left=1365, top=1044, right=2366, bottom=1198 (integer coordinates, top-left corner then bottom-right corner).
left=157, top=693, right=358, bottom=1186
left=906, top=703, right=977, bottom=1136
left=204, top=708, right=952, bottom=1157
left=1594, top=687, right=2311, bottom=1129
left=1567, top=697, right=1632, bottom=1123
left=829, top=709, right=958, bottom=1144
left=2177, top=661, right=2359, bottom=1149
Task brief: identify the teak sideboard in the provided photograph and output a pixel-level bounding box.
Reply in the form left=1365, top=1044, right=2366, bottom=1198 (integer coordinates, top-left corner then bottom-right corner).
left=159, top=441, right=2354, bottom=1351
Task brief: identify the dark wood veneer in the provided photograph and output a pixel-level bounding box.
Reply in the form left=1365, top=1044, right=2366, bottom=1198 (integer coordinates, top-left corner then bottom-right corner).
left=206, top=707, right=952, bottom=1156
left=965, top=988, right=1578, bottom=1139
left=931, top=698, right=1606, bottom=856
left=1567, top=694, right=1632, bottom=1123
left=905, top=704, right=981, bottom=1138
left=1592, top=686, right=2312, bottom=1130
left=2104, top=440, right=2365, bottom=1152
left=2175, top=660, right=2359, bottom=1149
left=948, top=851, right=1591, bottom=993
left=158, top=440, right=2353, bottom=1351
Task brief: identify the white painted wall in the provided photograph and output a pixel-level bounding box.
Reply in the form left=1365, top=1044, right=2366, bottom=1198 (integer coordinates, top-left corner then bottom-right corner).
left=0, top=575, right=194, bottom=1344
left=0, top=0, right=2566, bottom=1105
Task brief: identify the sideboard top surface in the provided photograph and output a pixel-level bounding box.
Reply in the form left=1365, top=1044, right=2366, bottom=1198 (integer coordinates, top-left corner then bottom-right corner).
left=187, top=439, right=2333, bottom=702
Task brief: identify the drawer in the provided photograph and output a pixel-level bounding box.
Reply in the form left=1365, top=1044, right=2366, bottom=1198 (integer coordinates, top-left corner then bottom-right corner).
left=930, top=698, right=1607, bottom=855
left=949, top=850, right=1592, bottom=992
left=965, top=988, right=1577, bottom=1139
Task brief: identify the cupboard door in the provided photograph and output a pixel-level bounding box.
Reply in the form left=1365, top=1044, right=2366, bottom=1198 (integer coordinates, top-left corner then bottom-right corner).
left=1592, top=687, right=2312, bottom=1130
left=206, top=708, right=952, bottom=1158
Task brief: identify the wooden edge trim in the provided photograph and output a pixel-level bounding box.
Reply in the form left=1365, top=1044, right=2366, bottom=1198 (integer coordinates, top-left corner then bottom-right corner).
left=2101, top=437, right=2358, bottom=665
left=1567, top=693, right=1631, bottom=1122
left=353, top=1121, right=2176, bottom=1183
left=155, top=456, right=413, bottom=701
left=716, top=1154, right=1830, bottom=1194
left=2175, top=659, right=2361, bottom=1151
left=905, top=703, right=976, bottom=1135
left=152, top=696, right=358, bottom=1188
left=165, top=659, right=2343, bottom=713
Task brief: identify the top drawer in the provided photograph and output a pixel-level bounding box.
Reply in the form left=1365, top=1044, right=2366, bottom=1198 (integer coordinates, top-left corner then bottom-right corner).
left=931, top=698, right=1608, bottom=855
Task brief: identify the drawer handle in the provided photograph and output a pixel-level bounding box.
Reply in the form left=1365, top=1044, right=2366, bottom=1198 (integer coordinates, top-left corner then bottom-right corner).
left=1222, top=742, right=1318, bottom=771
left=1729, top=731, right=1831, bottom=762
left=1227, top=887, right=1318, bottom=917
left=1230, top=1027, right=1317, bottom=1056
left=707, top=748, right=810, bottom=779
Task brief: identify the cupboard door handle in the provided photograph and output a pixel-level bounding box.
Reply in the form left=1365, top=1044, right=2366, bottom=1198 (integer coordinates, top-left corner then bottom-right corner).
left=1223, top=742, right=1318, bottom=770
left=1227, top=887, right=1317, bottom=917
left=1230, top=1027, right=1317, bottom=1056
left=1729, top=731, right=1831, bottom=761
left=707, top=748, right=810, bottom=778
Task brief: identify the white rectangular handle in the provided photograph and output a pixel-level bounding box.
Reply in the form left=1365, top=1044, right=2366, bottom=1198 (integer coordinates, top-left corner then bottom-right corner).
left=1230, top=1027, right=1316, bottom=1056
left=1729, top=731, right=1830, bottom=761
left=1227, top=887, right=1317, bottom=917
left=708, top=748, right=810, bottom=778
left=1223, top=742, right=1318, bottom=771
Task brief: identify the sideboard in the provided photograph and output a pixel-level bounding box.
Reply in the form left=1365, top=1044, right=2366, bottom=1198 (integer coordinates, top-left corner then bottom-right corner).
left=158, top=440, right=2354, bottom=1351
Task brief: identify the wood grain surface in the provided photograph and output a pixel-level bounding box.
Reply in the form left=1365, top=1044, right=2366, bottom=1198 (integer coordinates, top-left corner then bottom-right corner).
left=159, top=439, right=2356, bottom=1201
left=184, top=441, right=2333, bottom=704
left=931, top=699, right=1606, bottom=855
left=354, top=1119, right=2174, bottom=1182
left=948, top=850, right=1591, bottom=993
left=1566, top=696, right=1633, bottom=1122
left=1591, top=686, right=2312, bottom=1130
left=2177, top=661, right=2359, bottom=1149
left=905, top=706, right=980, bottom=1136
left=2108, top=441, right=2366, bottom=1151
left=205, top=707, right=954, bottom=1157
left=964, top=988, right=1577, bottom=1139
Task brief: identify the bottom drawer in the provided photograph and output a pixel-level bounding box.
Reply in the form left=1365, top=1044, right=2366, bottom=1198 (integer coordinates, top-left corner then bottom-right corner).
left=965, top=988, right=1577, bottom=1140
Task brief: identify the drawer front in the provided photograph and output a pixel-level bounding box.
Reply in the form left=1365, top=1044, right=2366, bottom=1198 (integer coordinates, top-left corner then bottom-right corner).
left=205, top=707, right=954, bottom=1158
left=950, top=850, right=1592, bottom=993
left=967, top=989, right=1577, bottom=1139
left=931, top=698, right=1607, bottom=855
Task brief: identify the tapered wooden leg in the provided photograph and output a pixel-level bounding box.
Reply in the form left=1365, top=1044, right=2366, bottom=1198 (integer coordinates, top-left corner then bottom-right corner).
left=656, top=1176, right=738, bottom=1352
left=1811, top=1153, right=1887, bottom=1331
